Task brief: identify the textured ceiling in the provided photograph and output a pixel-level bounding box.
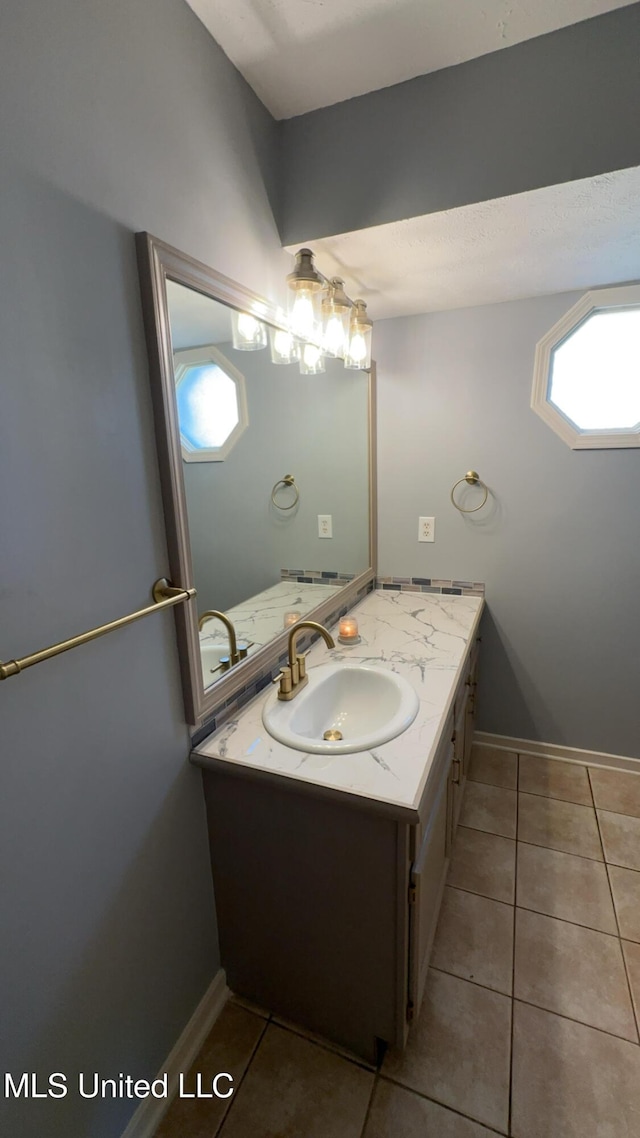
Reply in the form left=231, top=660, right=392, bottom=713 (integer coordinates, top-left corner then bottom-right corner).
left=286, top=168, right=640, bottom=319
left=184, top=0, right=636, bottom=118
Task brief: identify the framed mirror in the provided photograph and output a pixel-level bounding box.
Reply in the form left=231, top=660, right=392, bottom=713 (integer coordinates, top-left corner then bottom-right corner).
left=136, top=234, right=376, bottom=727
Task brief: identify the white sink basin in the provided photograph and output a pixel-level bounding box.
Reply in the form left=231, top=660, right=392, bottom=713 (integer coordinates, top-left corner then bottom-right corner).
left=262, top=662, right=419, bottom=755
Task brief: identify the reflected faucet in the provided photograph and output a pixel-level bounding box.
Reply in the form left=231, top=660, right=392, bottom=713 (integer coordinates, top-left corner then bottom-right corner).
left=198, top=610, right=240, bottom=667
left=275, top=620, right=335, bottom=701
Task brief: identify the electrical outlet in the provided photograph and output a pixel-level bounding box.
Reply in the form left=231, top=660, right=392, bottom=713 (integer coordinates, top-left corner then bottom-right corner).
left=418, top=516, right=435, bottom=543
left=318, top=514, right=332, bottom=538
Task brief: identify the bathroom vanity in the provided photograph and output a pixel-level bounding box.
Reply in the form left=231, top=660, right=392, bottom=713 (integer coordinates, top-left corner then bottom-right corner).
left=191, top=589, right=482, bottom=1062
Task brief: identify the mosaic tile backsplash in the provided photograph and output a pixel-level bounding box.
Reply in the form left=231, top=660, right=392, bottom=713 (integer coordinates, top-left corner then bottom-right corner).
left=376, top=576, right=485, bottom=597
left=280, top=568, right=354, bottom=585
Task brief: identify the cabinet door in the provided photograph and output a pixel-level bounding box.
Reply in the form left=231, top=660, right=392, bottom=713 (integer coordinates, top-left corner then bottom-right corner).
left=463, top=648, right=479, bottom=773
left=451, top=697, right=466, bottom=831
left=407, top=749, right=451, bottom=1022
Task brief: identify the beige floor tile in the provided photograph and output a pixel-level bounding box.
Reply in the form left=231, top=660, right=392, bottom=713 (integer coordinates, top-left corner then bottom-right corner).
left=270, top=1014, right=375, bottom=1070
left=382, top=970, right=511, bottom=1133
left=512, top=1001, right=640, bottom=1138
left=459, top=782, right=517, bottom=838
left=431, top=886, right=514, bottom=994
left=154, top=1002, right=265, bottom=1138
left=468, top=745, right=517, bottom=790
left=514, top=908, right=637, bottom=1042
left=598, top=809, right=640, bottom=870
left=218, top=1023, right=373, bottom=1138
left=608, top=865, right=640, bottom=942
left=516, top=842, right=616, bottom=933
left=447, top=827, right=516, bottom=904
left=364, top=1079, right=498, bottom=1138
left=622, top=940, right=640, bottom=1026
left=519, top=755, right=592, bottom=806
left=518, top=793, right=602, bottom=860
left=590, top=767, right=640, bottom=819
left=229, top=993, right=270, bottom=1019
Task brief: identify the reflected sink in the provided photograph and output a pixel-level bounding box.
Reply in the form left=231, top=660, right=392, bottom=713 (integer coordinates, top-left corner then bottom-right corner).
left=262, top=663, right=420, bottom=755
left=201, top=644, right=228, bottom=684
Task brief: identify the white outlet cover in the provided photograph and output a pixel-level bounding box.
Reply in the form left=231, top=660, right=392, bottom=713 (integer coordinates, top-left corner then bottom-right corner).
left=418, top=516, right=435, bottom=542
left=318, top=514, right=333, bottom=538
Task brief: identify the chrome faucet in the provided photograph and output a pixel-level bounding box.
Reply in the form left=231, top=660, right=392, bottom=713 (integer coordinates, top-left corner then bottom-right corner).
left=275, top=620, right=335, bottom=701
left=198, top=610, right=241, bottom=668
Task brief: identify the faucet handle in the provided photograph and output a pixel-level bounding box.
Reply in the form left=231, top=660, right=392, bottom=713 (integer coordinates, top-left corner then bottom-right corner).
left=273, top=666, right=292, bottom=696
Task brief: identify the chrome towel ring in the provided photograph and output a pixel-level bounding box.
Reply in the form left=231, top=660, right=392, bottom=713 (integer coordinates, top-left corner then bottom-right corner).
left=271, top=474, right=300, bottom=511
left=450, top=471, right=489, bottom=514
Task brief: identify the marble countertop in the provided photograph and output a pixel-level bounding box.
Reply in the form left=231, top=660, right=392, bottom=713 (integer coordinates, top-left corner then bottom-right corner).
left=199, top=580, right=342, bottom=655
left=192, top=589, right=483, bottom=820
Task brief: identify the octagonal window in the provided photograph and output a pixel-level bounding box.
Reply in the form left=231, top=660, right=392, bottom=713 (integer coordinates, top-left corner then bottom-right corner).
left=173, top=346, right=248, bottom=462
left=532, top=285, right=640, bottom=449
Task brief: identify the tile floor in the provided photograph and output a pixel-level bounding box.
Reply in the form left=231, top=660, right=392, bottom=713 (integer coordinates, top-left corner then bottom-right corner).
left=154, top=747, right=640, bottom=1137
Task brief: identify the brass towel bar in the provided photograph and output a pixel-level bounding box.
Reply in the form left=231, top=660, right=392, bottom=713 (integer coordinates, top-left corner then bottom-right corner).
left=0, top=578, right=196, bottom=681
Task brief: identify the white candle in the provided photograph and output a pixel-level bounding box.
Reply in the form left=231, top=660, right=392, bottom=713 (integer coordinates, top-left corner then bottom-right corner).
left=338, top=616, right=360, bottom=643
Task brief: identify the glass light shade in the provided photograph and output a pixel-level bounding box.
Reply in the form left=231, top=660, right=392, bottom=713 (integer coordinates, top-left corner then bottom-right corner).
left=287, top=248, right=323, bottom=341
left=288, top=285, right=322, bottom=341
left=321, top=278, right=351, bottom=358
left=344, top=300, right=372, bottom=370
left=231, top=309, right=267, bottom=351
left=269, top=320, right=298, bottom=365
left=299, top=341, right=325, bottom=375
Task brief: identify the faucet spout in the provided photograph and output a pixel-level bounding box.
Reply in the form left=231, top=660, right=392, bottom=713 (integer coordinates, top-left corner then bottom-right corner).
left=275, top=620, right=335, bottom=701
left=287, top=620, right=335, bottom=669
left=198, top=610, right=239, bottom=666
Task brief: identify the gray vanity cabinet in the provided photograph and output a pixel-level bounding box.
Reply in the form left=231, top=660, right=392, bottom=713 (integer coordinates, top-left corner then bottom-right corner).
left=199, top=638, right=480, bottom=1063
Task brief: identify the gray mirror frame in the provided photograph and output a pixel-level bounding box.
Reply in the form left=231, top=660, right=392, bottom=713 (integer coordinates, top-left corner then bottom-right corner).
left=136, top=233, right=377, bottom=728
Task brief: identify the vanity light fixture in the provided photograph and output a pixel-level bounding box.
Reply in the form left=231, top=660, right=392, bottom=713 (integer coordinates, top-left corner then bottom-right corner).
left=231, top=249, right=373, bottom=370
left=231, top=308, right=268, bottom=351
left=344, top=300, right=373, bottom=371
left=288, top=250, right=373, bottom=372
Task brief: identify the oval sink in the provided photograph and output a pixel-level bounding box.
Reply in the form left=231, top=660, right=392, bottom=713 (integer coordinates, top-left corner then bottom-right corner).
left=262, top=663, right=419, bottom=754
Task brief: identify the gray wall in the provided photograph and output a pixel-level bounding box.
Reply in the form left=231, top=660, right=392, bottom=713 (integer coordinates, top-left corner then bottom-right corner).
left=375, top=293, right=640, bottom=758
left=280, top=3, right=640, bottom=243
left=0, top=2, right=286, bottom=1136
left=183, top=348, right=370, bottom=612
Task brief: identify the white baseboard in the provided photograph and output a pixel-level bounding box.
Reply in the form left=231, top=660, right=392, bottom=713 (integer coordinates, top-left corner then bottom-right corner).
left=120, top=969, right=229, bottom=1138
left=474, top=731, right=640, bottom=775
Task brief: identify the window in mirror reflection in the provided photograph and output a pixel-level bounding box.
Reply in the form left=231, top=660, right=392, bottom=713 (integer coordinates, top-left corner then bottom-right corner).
left=174, top=346, right=248, bottom=462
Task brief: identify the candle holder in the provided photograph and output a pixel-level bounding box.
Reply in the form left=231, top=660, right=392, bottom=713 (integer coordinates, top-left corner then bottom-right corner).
left=284, top=611, right=301, bottom=629
left=338, top=616, right=360, bottom=644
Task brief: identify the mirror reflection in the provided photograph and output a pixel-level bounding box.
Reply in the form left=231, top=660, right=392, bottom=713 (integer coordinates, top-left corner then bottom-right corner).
left=165, top=281, right=371, bottom=690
